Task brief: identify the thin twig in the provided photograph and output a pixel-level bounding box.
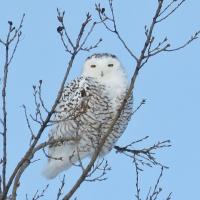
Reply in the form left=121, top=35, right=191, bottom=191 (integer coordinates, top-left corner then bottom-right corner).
left=165, top=31, right=200, bottom=52
left=157, top=0, right=186, bottom=23
left=148, top=167, right=164, bottom=200
left=22, top=105, right=35, bottom=144
left=133, top=99, right=146, bottom=115
left=30, top=184, right=49, bottom=200
left=95, top=2, right=138, bottom=61
left=134, top=156, right=141, bottom=200
left=56, top=175, right=65, bottom=200
left=38, top=80, right=49, bottom=114
left=57, top=9, right=74, bottom=49
left=114, top=138, right=171, bottom=169
left=159, top=0, right=177, bottom=16
left=85, top=159, right=111, bottom=182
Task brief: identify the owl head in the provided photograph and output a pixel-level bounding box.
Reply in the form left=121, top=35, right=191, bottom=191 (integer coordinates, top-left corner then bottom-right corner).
left=82, top=53, right=125, bottom=80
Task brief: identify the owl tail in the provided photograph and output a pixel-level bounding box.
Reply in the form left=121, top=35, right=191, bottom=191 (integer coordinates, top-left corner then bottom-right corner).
left=42, top=144, right=88, bottom=179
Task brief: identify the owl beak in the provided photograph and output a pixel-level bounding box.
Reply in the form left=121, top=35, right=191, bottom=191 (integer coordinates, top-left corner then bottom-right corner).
left=100, top=71, right=104, bottom=77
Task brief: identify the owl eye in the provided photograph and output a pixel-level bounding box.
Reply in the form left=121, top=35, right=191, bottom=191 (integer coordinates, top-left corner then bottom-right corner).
left=90, top=64, right=96, bottom=68
left=108, top=64, right=114, bottom=67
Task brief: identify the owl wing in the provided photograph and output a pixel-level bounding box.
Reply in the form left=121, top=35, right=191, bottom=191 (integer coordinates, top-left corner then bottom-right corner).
left=53, top=76, right=86, bottom=121
left=49, top=76, right=110, bottom=139
left=44, top=76, right=113, bottom=179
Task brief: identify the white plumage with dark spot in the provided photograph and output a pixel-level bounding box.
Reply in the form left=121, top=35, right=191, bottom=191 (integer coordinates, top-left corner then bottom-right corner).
left=43, top=53, right=133, bottom=179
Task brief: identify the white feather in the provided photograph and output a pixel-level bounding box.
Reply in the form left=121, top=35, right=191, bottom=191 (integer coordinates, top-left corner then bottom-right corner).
left=43, top=143, right=88, bottom=179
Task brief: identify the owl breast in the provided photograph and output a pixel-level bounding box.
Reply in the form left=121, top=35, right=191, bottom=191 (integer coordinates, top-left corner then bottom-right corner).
left=51, top=76, right=133, bottom=156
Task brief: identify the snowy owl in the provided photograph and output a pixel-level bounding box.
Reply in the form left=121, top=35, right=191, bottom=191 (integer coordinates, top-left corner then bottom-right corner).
left=43, top=53, right=133, bottom=179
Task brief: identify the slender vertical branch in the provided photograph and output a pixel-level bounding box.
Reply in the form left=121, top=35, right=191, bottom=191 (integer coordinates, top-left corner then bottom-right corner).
left=0, top=14, right=25, bottom=195
left=1, top=36, right=9, bottom=193
left=134, top=156, right=141, bottom=200
left=56, top=175, right=65, bottom=200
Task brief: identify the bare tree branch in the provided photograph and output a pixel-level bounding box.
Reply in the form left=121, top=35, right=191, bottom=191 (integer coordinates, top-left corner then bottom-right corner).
left=96, top=0, right=199, bottom=70
left=25, top=184, right=49, bottom=200
left=157, top=0, right=186, bottom=23
left=133, top=99, right=146, bottom=115
left=22, top=105, right=35, bottom=144
left=1, top=0, right=199, bottom=199
left=57, top=9, right=74, bottom=50
left=33, top=136, right=80, bottom=155
left=95, top=2, right=138, bottom=61
left=114, top=137, right=171, bottom=169
left=134, top=156, right=141, bottom=200
left=165, top=31, right=200, bottom=52
left=38, top=80, right=49, bottom=114
left=57, top=9, right=104, bottom=54
left=0, top=14, right=25, bottom=197
left=146, top=167, right=172, bottom=200
left=134, top=165, right=172, bottom=200
left=56, top=175, right=65, bottom=200
left=1, top=10, right=103, bottom=199
left=85, top=159, right=111, bottom=182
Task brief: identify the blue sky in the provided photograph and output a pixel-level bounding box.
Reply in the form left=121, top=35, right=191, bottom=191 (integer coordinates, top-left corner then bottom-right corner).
left=0, top=0, right=200, bottom=199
